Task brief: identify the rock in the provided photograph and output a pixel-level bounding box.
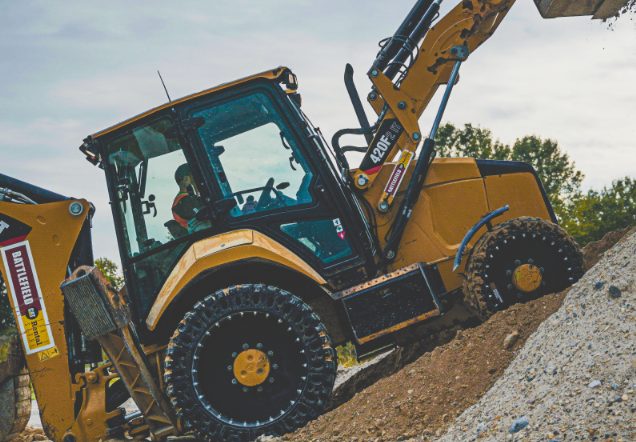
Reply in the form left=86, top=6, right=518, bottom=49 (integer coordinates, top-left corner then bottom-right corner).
left=503, top=331, right=520, bottom=349
left=509, top=415, right=529, bottom=433
left=594, top=280, right=606, bottom=290
left=588, top=380, right=602, bottom=388
left=609, top=285, right=622, bottom=298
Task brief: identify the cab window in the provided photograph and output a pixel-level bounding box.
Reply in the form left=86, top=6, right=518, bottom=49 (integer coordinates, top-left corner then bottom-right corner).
left=192, top=92, right=313, bottom=217
left=106, top=117, right=208, bottom=257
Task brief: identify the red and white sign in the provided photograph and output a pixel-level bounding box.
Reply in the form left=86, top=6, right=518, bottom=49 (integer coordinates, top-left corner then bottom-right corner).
left=1, top=241, right=55, bottom=355
left=333, top=218, right=346, bottom=240
left=383, top=150, right=414, bottom=197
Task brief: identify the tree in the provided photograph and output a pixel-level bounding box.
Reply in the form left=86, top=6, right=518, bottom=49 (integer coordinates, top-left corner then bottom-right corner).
left=559, top=177, right=636, bottom=245
left=95, top=257, right=125, bottom=291
left=434, top=123, right=583, bottom=223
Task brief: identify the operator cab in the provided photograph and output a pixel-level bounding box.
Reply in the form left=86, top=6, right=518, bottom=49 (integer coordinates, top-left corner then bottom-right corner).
left=88, top=68, right=376, bottom=332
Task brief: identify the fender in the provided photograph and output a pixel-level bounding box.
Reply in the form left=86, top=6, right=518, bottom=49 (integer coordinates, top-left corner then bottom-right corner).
left=146, top=230, right=327, bottom=331
left=453, top=205, right=509, bottom=271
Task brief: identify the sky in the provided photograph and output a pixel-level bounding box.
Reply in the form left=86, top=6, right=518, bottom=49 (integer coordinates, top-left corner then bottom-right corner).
left=1, top=0, right=635, bottom=263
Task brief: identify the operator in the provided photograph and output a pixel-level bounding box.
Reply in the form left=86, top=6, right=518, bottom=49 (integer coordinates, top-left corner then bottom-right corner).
left=172, top=164, right=209, bottom=232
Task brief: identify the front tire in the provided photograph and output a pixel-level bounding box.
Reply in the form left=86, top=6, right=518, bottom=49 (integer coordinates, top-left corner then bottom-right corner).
left=462, top=217, right=584, bottom=321
left=164, top=284, right=337, bottom=442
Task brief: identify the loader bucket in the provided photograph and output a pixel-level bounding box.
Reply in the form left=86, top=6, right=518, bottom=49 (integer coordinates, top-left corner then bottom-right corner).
left=534, top=0, right=629, bottom=18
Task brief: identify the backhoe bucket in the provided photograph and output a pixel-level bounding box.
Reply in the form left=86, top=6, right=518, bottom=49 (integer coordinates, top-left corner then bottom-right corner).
left=534, top=0, right=629, bottom=19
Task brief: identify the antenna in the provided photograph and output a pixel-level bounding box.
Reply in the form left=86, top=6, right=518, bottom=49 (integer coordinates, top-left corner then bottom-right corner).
left=157, top=70, right=172, bottom=102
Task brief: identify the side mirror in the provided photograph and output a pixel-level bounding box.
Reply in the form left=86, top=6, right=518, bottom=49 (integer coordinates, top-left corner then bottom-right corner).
left=213, top=198, right=238, bottom=215
left=208, top=145, right=225, bottom=157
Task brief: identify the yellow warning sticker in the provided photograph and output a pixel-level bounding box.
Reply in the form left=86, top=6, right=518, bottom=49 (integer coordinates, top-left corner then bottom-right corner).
left=38, top=346, right=60, bottom=362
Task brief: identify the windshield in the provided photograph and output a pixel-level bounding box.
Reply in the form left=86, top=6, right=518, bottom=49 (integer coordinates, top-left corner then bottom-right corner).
left=193, top=92, right=314, bottom=217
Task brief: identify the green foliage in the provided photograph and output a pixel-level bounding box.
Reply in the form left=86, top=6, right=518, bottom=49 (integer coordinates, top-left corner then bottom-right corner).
left=95, top=257, right=125, bottom=290
left=336, top=342, right=359, bottom=368
left=559, top=177, right=636, bottom=245
left=0, top=273, right=16, bottom=331
left=435, top=123, right=583, bottom=220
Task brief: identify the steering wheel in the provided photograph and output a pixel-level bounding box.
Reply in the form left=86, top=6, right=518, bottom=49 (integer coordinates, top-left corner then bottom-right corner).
left=255, top=178, right=287, bottom=211
left=256, top=178, right=276, bottom=210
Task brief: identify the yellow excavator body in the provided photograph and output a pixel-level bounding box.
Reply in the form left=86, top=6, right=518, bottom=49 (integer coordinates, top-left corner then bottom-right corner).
left=0, top=0, right=629, bottom=441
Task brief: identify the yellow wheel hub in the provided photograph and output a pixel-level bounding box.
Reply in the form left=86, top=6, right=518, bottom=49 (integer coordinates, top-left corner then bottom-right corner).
left=512, top=264, right=542, bottom=293
left=233, top=349, right=270, bottom=387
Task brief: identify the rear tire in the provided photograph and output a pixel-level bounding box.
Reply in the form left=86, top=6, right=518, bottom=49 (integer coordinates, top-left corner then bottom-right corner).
left=0, top=368, right=31, bottom=441
left=164, top=284, right=337, bottom=442
left=462, top=217, right=584, bottom=321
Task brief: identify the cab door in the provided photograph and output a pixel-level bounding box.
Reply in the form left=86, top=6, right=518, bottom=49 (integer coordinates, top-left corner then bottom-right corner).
left=183, top=84, right=375, bottom=288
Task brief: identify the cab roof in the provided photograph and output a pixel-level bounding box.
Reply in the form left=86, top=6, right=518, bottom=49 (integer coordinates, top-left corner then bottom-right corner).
left=90, top=67, right=289, bottom=140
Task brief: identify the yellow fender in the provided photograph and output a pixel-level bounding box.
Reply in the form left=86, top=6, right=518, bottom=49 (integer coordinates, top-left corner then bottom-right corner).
left=146, top=230, right=327, bottom=331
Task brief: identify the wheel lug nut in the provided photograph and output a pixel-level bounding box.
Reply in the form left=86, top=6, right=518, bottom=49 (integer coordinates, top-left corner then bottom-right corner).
left=227, top=365, right=232, bottom=371
left=528, top=259, right=534, bottom=264
left=232, top=379, right=238, bottom=385
left=272, top=364, right=278, bottom=370
left=515, top=260, right=521, bottom=266
left=242, top=343, right=249, bottom=350
left=541, top=281, right=546, bottom=286
left=257, top=386, right=263, bottom=392
left=256, top=343, right=263, bottom=349
left=243, top=387, right=249, bottom=392
left=268, top=377, right=274, bottom=383
left=507, top=284, right=513, bottom=290
left=540, top=267, right=544, bottom=273
left=232, top=352, right=238, bottom=358
left=267, top=351, right=274, bottom=357
left=506, top=270, right=512, bottom=276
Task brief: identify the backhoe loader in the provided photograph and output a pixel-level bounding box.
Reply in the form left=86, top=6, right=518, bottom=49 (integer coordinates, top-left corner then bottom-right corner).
left=0, top=0, right=626, bottom=440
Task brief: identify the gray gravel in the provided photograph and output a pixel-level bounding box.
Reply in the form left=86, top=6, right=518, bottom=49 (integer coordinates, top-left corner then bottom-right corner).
left=437, top=233, right=636, bottom=442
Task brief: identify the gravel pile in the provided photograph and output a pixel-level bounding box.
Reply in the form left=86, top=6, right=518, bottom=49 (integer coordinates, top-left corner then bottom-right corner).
left=437, top=232, right=636, bottom=442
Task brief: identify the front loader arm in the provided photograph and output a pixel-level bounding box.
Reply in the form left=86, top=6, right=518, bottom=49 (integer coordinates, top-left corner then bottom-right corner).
left=353, top=0, right=515, bottom=204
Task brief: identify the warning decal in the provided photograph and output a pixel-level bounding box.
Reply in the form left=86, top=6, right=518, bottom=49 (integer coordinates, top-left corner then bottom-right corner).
left=1, top=241, right=56, bottom=355
left=383, top=150, right=414, bottom=198
left=333, top=218, right=346, bottom=240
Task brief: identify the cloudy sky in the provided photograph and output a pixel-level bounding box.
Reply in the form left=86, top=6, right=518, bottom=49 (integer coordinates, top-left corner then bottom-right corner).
left=1, top=0, right=635, bottom=263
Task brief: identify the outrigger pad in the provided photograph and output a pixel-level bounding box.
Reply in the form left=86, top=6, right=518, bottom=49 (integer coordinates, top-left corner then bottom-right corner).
left=61, top=266, right=131, bottom=341
left=534, top=0, right=629, bottom=19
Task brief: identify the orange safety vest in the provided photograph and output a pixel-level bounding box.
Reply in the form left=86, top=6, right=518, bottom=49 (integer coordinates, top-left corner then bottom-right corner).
left=172, top=192, right=190, bottom=227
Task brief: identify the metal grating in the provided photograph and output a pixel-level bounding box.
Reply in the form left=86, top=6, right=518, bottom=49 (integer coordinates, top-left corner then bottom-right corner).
left=61, top=275, right=116, bottom=341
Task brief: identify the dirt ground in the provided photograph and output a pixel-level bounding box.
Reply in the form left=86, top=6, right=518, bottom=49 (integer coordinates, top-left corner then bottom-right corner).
left=8, top=227, right=630, bottom=442
left=275, top=227, right=633, bottom=442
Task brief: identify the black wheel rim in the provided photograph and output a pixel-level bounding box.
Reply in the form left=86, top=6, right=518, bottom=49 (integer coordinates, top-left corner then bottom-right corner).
left=192, top=310, right=308, bottom=427
left=165, top=285, right=337, bottom=441
left=480, top=230, right=576, bottom=310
